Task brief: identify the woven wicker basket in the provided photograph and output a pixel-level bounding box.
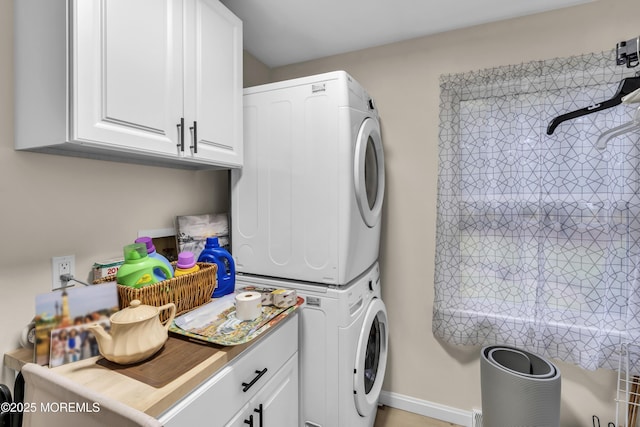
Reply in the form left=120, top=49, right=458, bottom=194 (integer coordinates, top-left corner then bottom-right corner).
left=96, top=262, right=217, bottom=323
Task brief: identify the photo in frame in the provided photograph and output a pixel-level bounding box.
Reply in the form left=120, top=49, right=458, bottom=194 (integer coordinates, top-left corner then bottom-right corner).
left=176, top=212, right=229, bottom=259
left=34, top=282, right=119, bottom=366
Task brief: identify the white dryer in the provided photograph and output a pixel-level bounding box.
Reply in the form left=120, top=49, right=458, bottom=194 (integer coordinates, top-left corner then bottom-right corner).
left=236, top=262, right=389, bottom=427
left=231, top=71, right=385, bottom=285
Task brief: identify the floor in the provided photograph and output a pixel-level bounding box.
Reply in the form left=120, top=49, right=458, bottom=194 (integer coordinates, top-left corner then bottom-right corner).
left=374, top=406, right=463, bottom=427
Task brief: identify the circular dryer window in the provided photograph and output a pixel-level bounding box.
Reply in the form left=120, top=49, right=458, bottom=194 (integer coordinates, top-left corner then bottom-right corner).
left=354, top=298, right=388, bottom=416
left=354, top=118, right=385, bottom=228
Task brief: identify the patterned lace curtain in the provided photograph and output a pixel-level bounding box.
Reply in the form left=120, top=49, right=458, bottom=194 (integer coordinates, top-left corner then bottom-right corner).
left=433, top=51, right=640, bottom=371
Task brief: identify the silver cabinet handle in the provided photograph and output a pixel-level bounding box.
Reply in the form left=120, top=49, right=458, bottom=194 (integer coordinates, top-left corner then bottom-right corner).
left=176, top=117, right=185, bottom=152
left=189, top=121, right=198, bottom=153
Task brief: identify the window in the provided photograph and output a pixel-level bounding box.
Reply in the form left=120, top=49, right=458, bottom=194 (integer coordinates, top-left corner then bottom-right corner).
left=433, top=51, right=640, bottom=371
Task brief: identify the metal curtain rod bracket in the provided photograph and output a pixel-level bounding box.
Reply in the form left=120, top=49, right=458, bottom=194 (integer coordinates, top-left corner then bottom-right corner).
left=617, top=36, right=640, bottom=68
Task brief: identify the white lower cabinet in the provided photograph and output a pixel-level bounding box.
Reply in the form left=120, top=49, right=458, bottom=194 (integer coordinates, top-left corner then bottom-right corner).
left=224, top=356, right=298, bottom=427
left=159, top=316, right=298, bottom=427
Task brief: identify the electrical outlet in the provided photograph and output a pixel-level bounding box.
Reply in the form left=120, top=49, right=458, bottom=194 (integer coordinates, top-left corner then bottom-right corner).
left=52, top=255, right=75, bottom=290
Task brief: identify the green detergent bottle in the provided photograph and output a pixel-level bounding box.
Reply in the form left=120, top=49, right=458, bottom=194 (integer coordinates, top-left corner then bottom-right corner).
left=116, top=243, right=173, bottom=288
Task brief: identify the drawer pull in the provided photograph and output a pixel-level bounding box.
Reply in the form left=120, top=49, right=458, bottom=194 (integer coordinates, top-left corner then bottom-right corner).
left=254, top=403, right=263, bottom=427
left=242, top=368, right=267, bottom=392
left=243, top=414, right=253, bottom=426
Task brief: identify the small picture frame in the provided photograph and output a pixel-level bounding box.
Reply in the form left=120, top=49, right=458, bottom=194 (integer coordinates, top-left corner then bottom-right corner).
left=34, top=282, right=119, bottom=366
left=176, top=212, right=229, bottom=258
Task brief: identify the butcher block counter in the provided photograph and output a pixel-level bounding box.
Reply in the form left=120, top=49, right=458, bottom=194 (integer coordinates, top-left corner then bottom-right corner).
left=3, top=314, right=299, bottom=425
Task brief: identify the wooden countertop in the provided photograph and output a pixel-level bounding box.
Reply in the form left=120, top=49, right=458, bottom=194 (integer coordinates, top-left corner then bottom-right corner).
left=4, top=347, right=32, bottom=372
left=3, top=320, right=285, bottom=418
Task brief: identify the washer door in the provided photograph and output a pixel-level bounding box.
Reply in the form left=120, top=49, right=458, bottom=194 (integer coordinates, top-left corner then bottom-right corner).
left=354, top=117, right=385, bottom=228
left=353, top=297, right=388, bottom=416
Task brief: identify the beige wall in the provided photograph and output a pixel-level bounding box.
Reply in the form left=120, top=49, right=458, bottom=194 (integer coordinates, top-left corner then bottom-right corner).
left=243, top=50, right=271, bottom=87
left=269, top=0, right=638, bottom=425
left=0, top=0, right=229, bottom=384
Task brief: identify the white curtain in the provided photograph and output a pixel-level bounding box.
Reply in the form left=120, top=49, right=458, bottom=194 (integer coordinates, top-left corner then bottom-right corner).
left=433, top=51, right=640, bottom=371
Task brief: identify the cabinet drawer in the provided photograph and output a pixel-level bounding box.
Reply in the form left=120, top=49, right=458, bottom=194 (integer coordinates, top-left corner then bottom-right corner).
left=160, top=315, right=298, bottom=426
left=224, top=354, right=299, bottom=426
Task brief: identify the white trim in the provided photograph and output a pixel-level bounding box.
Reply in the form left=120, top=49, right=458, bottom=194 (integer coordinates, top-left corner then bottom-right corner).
left=379, top=390, right=473, bottom=427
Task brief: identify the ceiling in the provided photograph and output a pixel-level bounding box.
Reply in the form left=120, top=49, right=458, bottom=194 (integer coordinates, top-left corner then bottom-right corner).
left=220, top=0, right=594, bottom=68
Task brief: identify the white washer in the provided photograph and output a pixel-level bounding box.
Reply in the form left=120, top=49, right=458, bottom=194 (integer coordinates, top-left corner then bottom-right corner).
left=236, top=262, right=389, bottom=427
left=231, top=71, right=385, bottom=285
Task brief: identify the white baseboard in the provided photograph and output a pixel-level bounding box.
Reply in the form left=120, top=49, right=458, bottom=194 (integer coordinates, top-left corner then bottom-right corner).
left=379, top=390, right=473, bottom=427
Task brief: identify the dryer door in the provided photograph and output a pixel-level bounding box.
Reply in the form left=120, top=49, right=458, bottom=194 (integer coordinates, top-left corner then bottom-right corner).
left=353, top=297, right=388, bottom=416
left=354, top=118, right=385, bottom=228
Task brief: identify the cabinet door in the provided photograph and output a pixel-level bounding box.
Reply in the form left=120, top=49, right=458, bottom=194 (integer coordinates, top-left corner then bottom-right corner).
left=254, top=355, right=298, bottom=427
left=74, top=0, right=183, bottom=155
left=225, top=355, right=299, bottom=427
left=159, top=317, right=298, bottom=427
left=183, top=0, right=243, bottom=167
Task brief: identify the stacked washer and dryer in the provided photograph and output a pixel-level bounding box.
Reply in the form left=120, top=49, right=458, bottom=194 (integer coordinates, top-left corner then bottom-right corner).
left=231, top=71, right=388, bottom=427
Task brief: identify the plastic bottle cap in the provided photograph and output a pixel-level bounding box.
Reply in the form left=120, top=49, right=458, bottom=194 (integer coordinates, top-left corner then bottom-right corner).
left=135, top=236, right=156, bottom=253
left=123, top=243, right=148, bottom=262
left=206, top=236, right=220, bottom=247
left=177, top=251, right=196, bottom=269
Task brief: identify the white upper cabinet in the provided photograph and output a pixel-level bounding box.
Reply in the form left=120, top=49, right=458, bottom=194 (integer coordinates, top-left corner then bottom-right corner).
left=14, top=0, right=243, bottom=169
left=74, top=0, right=184, bottom=156
left=184, top=0, right=243, bottom=166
